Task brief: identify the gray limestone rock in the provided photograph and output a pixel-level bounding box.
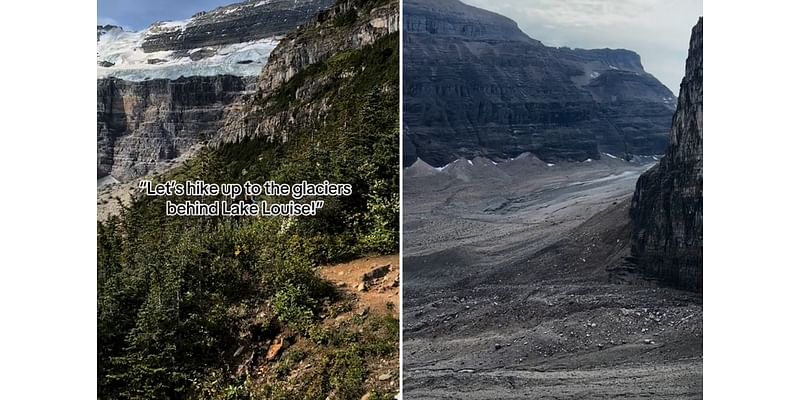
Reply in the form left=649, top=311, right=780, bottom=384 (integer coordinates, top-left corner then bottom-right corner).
left=97, top=75, right=255, bottom=181
left=402, top=0, right=676, bottom=167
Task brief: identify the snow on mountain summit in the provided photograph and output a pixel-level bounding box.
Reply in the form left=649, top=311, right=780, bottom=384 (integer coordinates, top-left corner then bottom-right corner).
left=97, top=0, right=333, bottom=81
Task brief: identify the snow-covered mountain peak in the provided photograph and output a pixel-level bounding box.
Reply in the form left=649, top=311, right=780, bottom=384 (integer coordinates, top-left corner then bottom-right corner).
left=97, top=0, right=333, bottom=81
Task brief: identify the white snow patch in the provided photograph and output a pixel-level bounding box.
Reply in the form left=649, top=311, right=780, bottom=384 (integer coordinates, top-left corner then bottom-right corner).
left=584, top=158, right=593, bottom=162
left=434, top=160, right=457, bottom=172
left=468, top=160, right=473, bottom=166
left=589, top=71, right=600, bottom=79
left=603, top=152, right=619, bottom=160
left=609, top=65, right=619, bottom=70
left=153, top=19, right=190, bottom=31
left=547, top=163, right=555, bottom=167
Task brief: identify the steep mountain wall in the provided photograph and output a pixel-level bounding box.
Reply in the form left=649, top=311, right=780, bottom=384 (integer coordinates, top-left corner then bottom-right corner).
left=97, top=75, right=254, bottom=181
left=218, top=0, right=399, bottom=144
left=629, top=18, right=703, bottom=292
left=402, top=0, right=676, bottom=167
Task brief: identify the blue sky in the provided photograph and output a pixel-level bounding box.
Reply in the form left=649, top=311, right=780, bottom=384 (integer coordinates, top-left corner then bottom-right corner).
left=98, top=0, right=235, bottom=30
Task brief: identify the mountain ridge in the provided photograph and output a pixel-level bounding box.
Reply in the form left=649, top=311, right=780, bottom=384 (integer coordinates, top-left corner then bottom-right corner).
left=97, top=0, right=338, bottom=182
left=403, top=0, right=676, bottom=167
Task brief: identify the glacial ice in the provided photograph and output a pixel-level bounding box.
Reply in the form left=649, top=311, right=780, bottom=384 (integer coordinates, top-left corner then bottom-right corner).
left=97, top=26, right=280, bottom=81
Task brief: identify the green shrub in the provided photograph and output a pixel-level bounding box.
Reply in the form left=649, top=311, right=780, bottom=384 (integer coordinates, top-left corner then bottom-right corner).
left=273, top=284, right=316, bottom=332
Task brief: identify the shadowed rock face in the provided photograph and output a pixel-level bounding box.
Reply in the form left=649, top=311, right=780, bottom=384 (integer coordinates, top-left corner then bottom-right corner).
left=402, top=0, right=676, bottom=167
left=630, top=18, right=703, bottom=292
left=97, top=75, right=254, bottom=181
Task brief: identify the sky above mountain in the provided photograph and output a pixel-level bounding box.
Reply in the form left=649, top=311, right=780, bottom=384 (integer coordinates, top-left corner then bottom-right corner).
left=462, top=0, right=702, bottom=95
left=98, top=0, right=233, bottom=30
left=99, top=0, right=701, bottom=94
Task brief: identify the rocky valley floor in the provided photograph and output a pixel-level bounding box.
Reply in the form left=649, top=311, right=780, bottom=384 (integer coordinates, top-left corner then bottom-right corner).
left=402, top=155, right=702, bottom=399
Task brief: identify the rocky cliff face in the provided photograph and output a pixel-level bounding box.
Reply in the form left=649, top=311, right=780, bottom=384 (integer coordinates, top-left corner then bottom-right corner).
left=97, top=75, right=254, bottom=181
left=218, top=0, right=399, bottom=144
left=141, top=0, right=335, bottom=52
left=256, top=0, right=398, bottom=93
left=97, top=0, right=338, bottom=182
left=402, top=0, right=676, bottom=167
left=629, top=18, right=703, bottom=292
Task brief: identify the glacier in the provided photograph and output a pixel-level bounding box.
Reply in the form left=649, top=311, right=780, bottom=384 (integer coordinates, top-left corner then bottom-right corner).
left=97, top=25, right=280, bottom=81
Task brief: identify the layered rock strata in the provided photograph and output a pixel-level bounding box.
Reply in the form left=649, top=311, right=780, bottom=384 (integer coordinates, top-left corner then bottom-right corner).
left=97, top=75, right=254, bottom=181
left=629, top=18, right=703, bottom=292
left=402, top=0, right=676, bottom=167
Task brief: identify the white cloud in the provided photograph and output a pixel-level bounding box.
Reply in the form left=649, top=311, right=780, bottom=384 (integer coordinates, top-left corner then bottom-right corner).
left=462, top=0, right=703, bottom=94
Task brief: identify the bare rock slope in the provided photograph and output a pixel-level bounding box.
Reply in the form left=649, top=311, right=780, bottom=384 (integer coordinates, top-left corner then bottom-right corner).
left=402, top=158, right=702, bottom=399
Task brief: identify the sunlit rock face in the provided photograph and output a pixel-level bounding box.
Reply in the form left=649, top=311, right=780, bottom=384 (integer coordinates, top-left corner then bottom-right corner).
left=97, top=75, right=255, bottom=181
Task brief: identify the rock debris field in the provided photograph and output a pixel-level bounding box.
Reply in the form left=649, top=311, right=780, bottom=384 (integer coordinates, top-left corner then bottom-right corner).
left=402, top=154, right=702, bottom=399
